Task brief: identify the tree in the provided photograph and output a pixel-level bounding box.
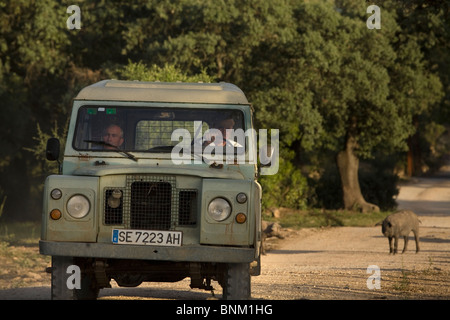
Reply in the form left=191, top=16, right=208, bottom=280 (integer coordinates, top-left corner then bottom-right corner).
left=0, top=0, right=72, bottom=220
left=118, top=0, right=296, bottom=82
left=391, top=0, right=450, bottom=174
left=251, top=0, right=443, bottom=212
left=0, top=0, right=447, bottom=219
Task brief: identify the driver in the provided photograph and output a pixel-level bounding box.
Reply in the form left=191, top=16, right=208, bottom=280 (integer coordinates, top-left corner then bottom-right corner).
left=103, top=124, right=124, bottom=149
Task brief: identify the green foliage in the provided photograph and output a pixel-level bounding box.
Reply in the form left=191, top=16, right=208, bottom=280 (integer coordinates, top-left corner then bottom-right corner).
left=251, top=0, right=444, bottom=212
left=24, top=121, right=68, bottom=176
left=118, top=0, right=296, bottom=81
left=0, top=0, right=448, bottom=219
left=0, top=0, right=70, bottom=80
left=263, top=208, right=390, bottom=229
left=260, top=157, right=309, bottom=210
left=113, top=61, right=215, bottom=83
left=253, top=0, right=443, bottom=160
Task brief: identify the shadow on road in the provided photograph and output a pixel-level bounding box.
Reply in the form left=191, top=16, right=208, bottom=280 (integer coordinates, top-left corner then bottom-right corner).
left=0, top=285, right=216, bottom=300
left=0, top=286, right=50, bottom=300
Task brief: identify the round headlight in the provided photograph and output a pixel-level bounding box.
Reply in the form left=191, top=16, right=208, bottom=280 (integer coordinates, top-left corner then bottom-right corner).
left=207, top=198, right=232, bottom=222
left=236, top=192, right=247, bottom=204
left=67, top=194, right=90, bottom=219
left=50, top=188, right=62, bottom=200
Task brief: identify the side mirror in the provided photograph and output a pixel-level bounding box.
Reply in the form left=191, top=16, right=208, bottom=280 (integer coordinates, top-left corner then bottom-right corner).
left=46, top=138, right=60, bottom=161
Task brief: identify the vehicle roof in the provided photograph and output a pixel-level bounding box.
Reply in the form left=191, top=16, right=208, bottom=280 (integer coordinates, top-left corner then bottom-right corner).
left=74, top=80, right=249, bottom=105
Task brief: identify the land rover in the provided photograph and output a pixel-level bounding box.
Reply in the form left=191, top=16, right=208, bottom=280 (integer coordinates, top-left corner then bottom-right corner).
left=39, top=80, right=266, bottom=300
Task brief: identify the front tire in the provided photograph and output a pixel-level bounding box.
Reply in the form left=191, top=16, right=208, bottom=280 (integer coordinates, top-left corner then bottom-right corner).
left=51, top=256, right=99, bottom=300
left=222, top=263, right=251, bottom=300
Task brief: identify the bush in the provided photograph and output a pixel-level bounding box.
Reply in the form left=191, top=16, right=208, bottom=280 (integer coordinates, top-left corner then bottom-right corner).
left=259, top=159, right=309, bottom=210
left=115, top=61, right=214, bottom=83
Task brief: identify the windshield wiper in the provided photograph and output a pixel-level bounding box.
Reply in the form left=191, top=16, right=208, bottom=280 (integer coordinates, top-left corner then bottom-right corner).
left=84, top=140, right=137, bottom=162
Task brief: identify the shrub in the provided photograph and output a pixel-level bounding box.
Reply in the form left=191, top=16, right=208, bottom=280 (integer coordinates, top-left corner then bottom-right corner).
left=260, top=159, right=309, bottom=210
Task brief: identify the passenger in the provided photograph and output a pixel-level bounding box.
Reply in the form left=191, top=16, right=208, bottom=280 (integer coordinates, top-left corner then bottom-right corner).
left=203, top=118, right=242, bottom=148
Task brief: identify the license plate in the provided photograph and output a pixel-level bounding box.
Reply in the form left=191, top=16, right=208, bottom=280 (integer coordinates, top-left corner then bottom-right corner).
left=112, top=229, right=182, bottom=247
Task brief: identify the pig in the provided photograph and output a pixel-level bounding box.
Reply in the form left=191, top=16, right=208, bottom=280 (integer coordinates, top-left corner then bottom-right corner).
left=378, top=210, right=420, bottom=254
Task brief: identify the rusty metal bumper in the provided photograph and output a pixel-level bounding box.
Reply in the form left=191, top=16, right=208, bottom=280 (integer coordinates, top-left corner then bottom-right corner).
left=39, top=240, right=256, bottom=263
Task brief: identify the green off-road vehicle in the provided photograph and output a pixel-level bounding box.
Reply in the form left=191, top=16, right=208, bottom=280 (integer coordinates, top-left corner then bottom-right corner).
left=40, top=80, right=269, bottom=300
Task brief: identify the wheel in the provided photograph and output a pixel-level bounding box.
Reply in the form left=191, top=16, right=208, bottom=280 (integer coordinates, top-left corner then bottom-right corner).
left=51, top=256, right=99, bottom=300
left=222, top=263, right=251, bottom=300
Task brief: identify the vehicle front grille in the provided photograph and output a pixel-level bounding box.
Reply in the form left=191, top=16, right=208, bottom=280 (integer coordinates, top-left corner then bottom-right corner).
left=104, top=175, right=197, bottom=230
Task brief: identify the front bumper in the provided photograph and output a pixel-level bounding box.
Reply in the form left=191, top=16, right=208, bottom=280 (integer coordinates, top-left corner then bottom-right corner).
left=39, top=240, right=256, bottom=263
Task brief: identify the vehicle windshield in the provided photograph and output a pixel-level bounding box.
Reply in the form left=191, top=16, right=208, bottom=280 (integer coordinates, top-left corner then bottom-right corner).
left=73, top=106, right=246, bottom=156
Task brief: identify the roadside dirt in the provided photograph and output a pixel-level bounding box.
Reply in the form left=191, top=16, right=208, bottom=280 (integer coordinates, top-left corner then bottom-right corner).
left=0, top=168, right=449, bottom=300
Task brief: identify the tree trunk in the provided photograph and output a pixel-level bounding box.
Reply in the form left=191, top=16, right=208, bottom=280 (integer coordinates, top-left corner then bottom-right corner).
left=336, top=135, right=380, bottom=213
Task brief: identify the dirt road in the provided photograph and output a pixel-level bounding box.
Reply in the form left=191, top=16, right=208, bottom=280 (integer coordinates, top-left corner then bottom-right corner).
left=250, top=167, right=450, bottom=300
left=1, top=168, right=449, bottom=300
left=249, top=167, right=450, bottom=300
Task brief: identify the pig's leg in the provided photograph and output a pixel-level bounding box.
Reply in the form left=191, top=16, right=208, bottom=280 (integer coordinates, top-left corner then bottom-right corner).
left=393, top=236, right=398, bottom=254
left=413, top=229, right=420, bottom=253
left=388, top=237, right=393, bottom=254
left=402, top=236, right=409, bottom=253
